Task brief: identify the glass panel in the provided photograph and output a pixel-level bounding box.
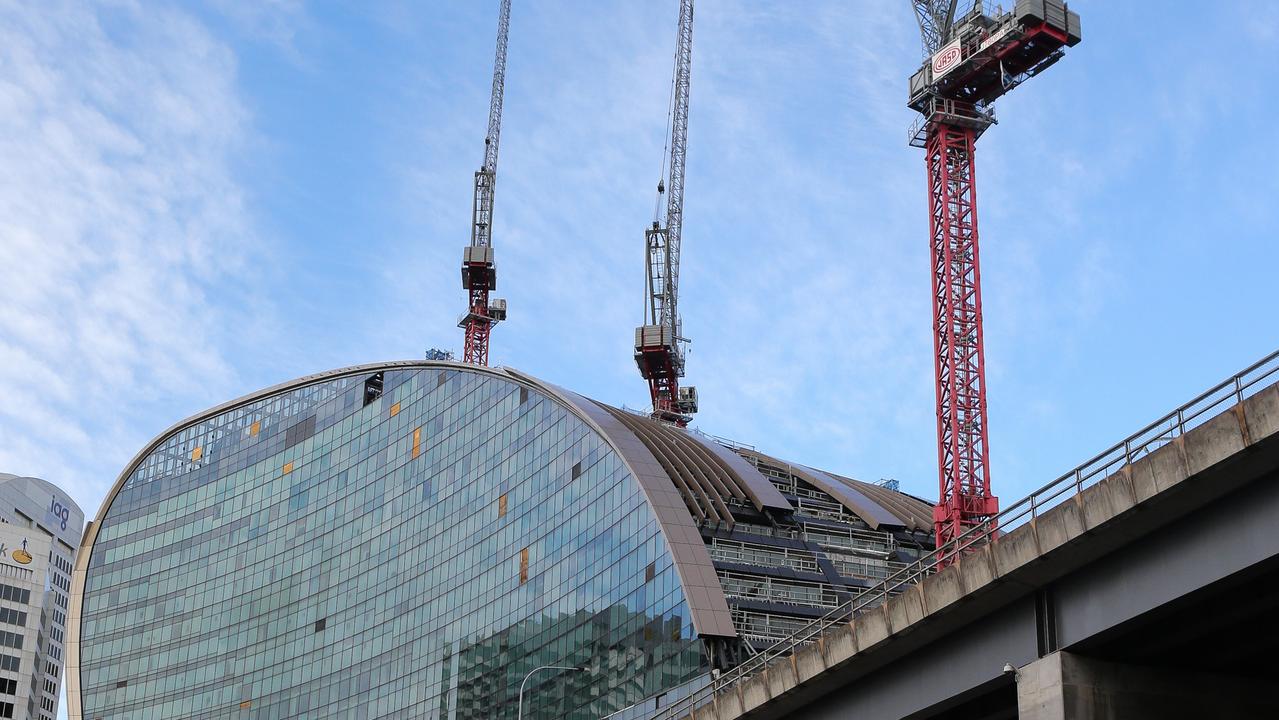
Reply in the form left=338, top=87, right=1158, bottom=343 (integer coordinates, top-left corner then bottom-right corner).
left=79, top=369, right=707, bottom=719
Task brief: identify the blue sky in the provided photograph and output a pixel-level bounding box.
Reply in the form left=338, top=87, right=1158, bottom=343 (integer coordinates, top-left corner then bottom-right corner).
left=0, top=2, right=1277, bottom=708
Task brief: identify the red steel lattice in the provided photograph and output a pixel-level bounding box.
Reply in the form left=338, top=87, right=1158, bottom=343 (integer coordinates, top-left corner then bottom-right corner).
left=925, top=121, right=998, bottom=549
left=462, top=287, right=493, bottom=366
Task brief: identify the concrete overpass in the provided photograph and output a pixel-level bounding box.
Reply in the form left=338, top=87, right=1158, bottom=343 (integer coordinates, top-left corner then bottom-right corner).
left=653, top=350, right=1279, bottom=720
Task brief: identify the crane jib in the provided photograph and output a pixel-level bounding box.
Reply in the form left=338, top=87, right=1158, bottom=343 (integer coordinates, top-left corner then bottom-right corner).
left=635, top=0, right=698, bottom=424
left=483, top=0, right=511, bottom=177
left=460, top=0, right=513, bottom=367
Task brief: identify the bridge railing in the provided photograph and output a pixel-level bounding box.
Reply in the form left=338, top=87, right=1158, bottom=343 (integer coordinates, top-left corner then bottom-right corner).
left=647, top=348, right=1279, bottom=720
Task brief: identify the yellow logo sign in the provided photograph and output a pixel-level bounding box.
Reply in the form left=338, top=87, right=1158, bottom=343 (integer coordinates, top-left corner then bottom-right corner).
left=2, top=539, right=33, bottom=565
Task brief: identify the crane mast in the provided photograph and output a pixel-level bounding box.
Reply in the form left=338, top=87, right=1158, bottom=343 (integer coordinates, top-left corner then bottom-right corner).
left=907, top=0, right=1080, bottom=551
left=635, top=0, right=698, bottom=426
left=459, top=0, right=512, bottom=366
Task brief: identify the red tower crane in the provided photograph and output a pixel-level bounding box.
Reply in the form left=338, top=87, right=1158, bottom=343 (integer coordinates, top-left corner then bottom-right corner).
left=635, top=0, right=698, bottom=426
left=907, top=0, right=1080, bottom=549
left=459, top=0, right=512, bottom=366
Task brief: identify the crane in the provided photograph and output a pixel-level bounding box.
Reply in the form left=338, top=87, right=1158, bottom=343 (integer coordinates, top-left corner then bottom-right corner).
left=907, top=0, right=1080, bottom=550
left=459, top=0, right=512, bottom=366
left=635, top=0, right=699, bottom=426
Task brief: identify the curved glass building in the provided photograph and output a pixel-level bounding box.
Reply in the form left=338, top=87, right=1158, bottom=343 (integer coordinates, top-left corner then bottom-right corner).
left=69, top=363, right=933, bottom=719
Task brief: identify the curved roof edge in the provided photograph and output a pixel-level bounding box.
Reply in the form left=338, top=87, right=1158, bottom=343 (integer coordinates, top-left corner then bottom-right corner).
left=0, top=472, right=86, bottom=519
left=798, top=464, right=903, bottom=530
left=680, top=432, right=792, bottom=513
left=733, top=449, right=935, bottom=531
left=830, top=473, right=933, bottom=531
left=69, top=360, right=738, bottom=717
left=581, top=406, right=791, bottom=523
left=509, top=372, right=737, bottom=639
left=68, top=360, right=511, bottom=720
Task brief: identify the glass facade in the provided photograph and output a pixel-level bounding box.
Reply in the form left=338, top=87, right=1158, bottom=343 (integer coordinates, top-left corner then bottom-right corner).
left=76, top=367, right=707, bottom=719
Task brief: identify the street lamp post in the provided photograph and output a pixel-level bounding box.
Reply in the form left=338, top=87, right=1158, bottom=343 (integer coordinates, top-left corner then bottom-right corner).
left=517, top=664, right=588, bottom=720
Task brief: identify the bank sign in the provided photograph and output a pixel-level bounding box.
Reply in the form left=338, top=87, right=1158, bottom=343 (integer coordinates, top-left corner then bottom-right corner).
left=0, top=540, right=32, bottom=566
left=0, top=525, right=40, bottom=569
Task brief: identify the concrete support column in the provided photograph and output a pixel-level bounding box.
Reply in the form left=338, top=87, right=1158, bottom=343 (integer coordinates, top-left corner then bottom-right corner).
left=1016, top=651, right=1279, bottom=720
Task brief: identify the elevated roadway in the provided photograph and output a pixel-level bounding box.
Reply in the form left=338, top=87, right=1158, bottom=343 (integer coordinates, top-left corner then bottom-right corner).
left=654, top=350, right=1279, bottom=720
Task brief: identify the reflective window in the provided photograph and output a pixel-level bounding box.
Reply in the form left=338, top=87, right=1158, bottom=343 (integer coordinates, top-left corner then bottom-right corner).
left=79, top=368, right=706, bottom=718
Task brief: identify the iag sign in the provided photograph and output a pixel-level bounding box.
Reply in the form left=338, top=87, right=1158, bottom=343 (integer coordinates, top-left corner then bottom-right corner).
left=931, top=38, right=964, bottom=81
left=46, top=497, right=72, bottom=533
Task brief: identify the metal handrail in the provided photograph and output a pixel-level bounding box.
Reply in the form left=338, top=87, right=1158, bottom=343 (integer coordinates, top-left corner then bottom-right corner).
left=647, top=348, right=1279, bottom=720
left=689, top=427, right=758, bottom=452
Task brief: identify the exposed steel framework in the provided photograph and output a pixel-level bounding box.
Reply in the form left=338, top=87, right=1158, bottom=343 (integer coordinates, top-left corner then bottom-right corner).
left=636, top=0, right=698, bottom=425
left=460, top=0, right=512, bottom=366
left=912, top=0, right=960, bottom=57
left=909, top=0, right=1080, bottom=549
left=925, top=119, right=997, bottom=547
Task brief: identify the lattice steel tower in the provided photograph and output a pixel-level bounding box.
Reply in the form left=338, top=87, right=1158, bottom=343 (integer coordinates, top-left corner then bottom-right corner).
left=459, top=0, right=512, bottom=366
left=907, top=0, right=1080, bottom=549
left=635, top=0, right=698, bottom=426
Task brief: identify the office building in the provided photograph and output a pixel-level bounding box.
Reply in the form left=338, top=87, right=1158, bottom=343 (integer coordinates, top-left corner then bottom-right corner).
left=69, top=363, right=931, bottom=719
left=0, top=473, right=85, bottom=720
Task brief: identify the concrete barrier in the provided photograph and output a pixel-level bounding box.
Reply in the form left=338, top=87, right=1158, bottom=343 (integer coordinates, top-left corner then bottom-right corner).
left=668, top=379, right=1279, bottom=720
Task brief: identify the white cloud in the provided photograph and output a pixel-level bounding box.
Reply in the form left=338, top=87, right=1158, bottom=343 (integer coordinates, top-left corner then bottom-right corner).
left=383, top=0, right=941, bottom=488
left=208, top=0, right=310, bottom=58
left=0, top=2, right=262, bottom=517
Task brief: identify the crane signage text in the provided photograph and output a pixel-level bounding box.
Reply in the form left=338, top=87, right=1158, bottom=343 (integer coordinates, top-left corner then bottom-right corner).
left=931, top=39, right=963, bottom=81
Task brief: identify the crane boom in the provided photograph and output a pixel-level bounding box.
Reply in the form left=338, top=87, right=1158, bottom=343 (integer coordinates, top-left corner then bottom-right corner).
left=912, top=0, right=959, bottom=55
left=459, top=0, right=512, bottom=366
left=655, top=0, right=692, bottom=331
left=636, top=0, right=698, bottom=425
left=482, top=0, right=510, bottom=177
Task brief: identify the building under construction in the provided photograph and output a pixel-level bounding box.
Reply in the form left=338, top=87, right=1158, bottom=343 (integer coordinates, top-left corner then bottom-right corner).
left=69, top=362, right=933, bottom=720
left=69, top=0, right=1086, bottom=718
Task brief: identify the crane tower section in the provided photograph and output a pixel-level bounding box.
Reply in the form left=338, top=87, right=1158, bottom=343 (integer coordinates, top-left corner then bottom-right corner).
left=460, top=0, right=512, bottom=366
left=636, top=0, right=698, bottom=426
left=909, top=0, right=1080, bottom=550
